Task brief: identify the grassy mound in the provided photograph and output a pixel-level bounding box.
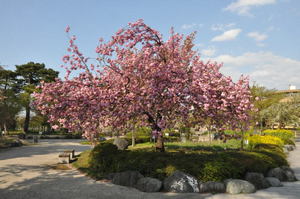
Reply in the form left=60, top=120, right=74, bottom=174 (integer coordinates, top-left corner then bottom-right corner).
left=73, top=141, right=287, bottom=182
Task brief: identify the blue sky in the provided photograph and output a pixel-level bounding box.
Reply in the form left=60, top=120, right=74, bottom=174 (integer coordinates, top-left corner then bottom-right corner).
left=0, top=0, right=299, bottom=89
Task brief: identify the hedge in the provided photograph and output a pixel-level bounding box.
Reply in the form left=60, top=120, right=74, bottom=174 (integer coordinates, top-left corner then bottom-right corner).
left=262, top=129, right=295, bottom=145
left=247, top=135, right=284, bottom=150
left=87, top=142, right=287, bottom=182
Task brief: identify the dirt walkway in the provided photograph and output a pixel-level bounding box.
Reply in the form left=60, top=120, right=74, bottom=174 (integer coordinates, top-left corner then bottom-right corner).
left=0, top=140, right=299, bottom=199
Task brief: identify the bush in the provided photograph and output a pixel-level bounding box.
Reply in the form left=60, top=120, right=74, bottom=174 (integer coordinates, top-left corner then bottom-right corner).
left=224, top=130, right=252, bottom=136
left=253, top=143, right=284, bottom=153
left=126, top=127, right=151, bottom=138
left=262, top=129, right=295, bottom=145
left=87, top=143, right=287, bottom=182
left=164, top=136, right=180, bottom=142
left=247, top=135, right=284, bottom=149
left=89, top=143, right=120, bottom=178
left=125, top=127, right=151, bottom=144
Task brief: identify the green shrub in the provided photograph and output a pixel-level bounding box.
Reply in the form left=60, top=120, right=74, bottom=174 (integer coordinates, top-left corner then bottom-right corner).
left=89, top=143, right=121, bottom=177
left=224, top=130, right=252, bottom=136
left=262, top=129, right=295, bottom=145
left=87, top=143, right=287, bottom=182
left=126, top=127, right=151, bottom=138
left=253, top=143, right=284, bottom=153
left=164, top=136, right=180, bottom=142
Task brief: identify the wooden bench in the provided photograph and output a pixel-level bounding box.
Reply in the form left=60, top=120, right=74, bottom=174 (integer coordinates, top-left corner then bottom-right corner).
left=58, top=153, right=71, bottom=164
left=63, top=149, right=75, bottom=159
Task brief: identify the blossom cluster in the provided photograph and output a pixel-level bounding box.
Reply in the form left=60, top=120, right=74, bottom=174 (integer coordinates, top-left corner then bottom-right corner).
left=33, top=20, right=253, bottom=140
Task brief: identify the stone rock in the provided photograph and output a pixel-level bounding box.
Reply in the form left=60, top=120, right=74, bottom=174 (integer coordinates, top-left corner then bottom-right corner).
left=113, top=138, right=129, bottom=150
left=225, top=179, right=256, bottom=194
left=267, top=167, right=287, bottom=181
left=199, top=181, right=226, bottom=193
left=135, top=177, right=162, bottom=192
left=265, top=177, right=283, bottom=187
left=268, top=167, right=297, bottom=182
left=281, top=166, right=297, bottom=181
left=112, top=171, right=143, bottom=187
left=245, top=172, right=270, bottom=189
left=163, top=171, right=199, bottom=193
left=105, top=173, right=116, bottom=180
left=284, top=145, right=295, bottom=151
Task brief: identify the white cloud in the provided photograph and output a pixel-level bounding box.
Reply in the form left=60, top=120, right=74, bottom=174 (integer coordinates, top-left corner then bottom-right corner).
left=256, top=43, right=266, bottom=47
left=212, top=51, right=300, bottom=89
left=201, top=46, right=216, bottom=57
left=224, top=0, right=277, bottom=16
left=211, top=23, right=236, bottom=31
left=247, top=32, right=268, bottom=41
left=181, top=23, right=203, bottom=30
left=211, top=29, right=242, bottom=42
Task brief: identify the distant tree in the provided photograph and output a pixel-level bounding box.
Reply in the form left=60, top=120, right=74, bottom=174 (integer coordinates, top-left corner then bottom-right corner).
left=15, top=62, right=58, bottom=133
left=250, top=85, right=284, bottom=129
left=0, top=68, right=22, bottom=133
left=261, top=96, right=300, bottom=129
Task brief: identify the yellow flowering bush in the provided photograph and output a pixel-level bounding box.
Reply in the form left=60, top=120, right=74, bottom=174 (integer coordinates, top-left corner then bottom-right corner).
left=262, top=129, right=295, bottom=145
left=247, top=135, right=284, bottom=149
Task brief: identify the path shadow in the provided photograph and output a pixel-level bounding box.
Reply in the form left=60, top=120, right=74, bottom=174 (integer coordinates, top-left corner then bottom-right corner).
left=0, top=164, right=210, bottom=199
left=0, top=139, right=91, bottom=160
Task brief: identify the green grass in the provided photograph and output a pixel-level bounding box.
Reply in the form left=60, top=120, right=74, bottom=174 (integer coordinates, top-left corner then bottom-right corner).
left=73, top=140, right=287, bottom=182
left=72, top=150, right=91, bottom=172
left=128, top=139, right=241, bottom=152
left=79, top=141, right=95, bottom=145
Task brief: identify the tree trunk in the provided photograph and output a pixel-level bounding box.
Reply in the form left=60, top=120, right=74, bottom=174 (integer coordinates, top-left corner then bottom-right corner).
left=24, top=105, right=30, bottom=133
left=144, top=111, right=165, bottom=152
left=132, top=131, right=135, bottom=147
left=240, top=131, right=244, bottom=150
left=156, top=134, right=165, bottom=152
left=4, top=123, right=7, bottom=134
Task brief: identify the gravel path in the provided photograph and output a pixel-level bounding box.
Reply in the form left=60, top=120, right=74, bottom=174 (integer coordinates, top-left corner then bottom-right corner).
left=0, top=140, right=299, bottom=199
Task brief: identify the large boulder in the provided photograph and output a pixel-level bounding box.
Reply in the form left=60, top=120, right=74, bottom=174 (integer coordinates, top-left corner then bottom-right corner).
left=267, top=167, right=297, bottom=182
left=268, top=167, right=286, bottom=181
left=245, top=172, right=270, bottom=189
left=265, top=177, right=283, bottom=187
left=281, top=166, right=297, bottom=181
left=163, top=171, right=199, bottom=193
left=225, top=179, right=256, bottom=194
left=113, top=138, right=129, bottom=150
left=199, top=181, right=226, bottom=193
left=135, top=177, right=162, bottom=192
left=112, top=171, right=143, bottom=187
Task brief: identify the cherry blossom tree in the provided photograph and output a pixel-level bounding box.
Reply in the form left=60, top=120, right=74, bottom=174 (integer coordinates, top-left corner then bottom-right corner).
left=34, top=20, right=253, bottom=151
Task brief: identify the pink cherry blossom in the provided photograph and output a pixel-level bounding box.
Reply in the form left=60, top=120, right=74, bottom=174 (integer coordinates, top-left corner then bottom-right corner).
left=33, top=19, right=253, bottom=151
